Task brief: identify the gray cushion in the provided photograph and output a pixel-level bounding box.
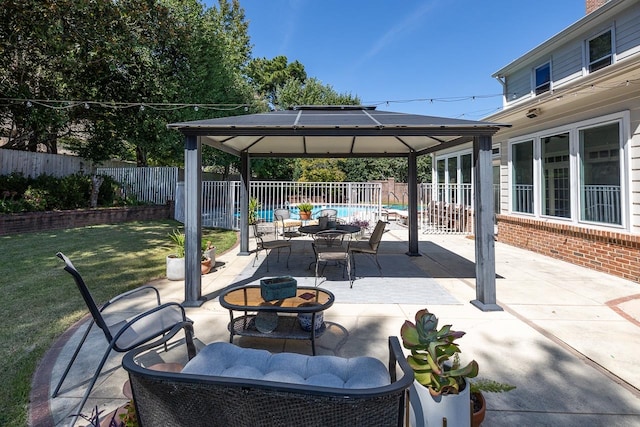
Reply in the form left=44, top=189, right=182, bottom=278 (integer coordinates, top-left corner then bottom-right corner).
left=182, top=342, right=390, bottom=389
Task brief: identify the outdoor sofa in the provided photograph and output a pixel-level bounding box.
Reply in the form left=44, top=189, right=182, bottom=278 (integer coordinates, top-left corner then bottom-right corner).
left=122, top=335, right=413, bottom=427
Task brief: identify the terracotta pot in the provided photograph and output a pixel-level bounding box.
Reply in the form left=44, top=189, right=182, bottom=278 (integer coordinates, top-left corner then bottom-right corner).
left=471, top=391, right=486, bottom=427
left=201, top=257, right=212, bottom=274
left=299, top=211, right=312, bottom=220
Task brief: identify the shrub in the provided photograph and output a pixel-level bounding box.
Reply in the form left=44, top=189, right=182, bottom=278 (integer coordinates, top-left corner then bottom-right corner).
left=0, top=172, right=130, bottom=213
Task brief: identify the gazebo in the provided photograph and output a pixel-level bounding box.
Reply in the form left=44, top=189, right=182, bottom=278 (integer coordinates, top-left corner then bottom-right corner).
left=168, top=105, right=509, bottom=311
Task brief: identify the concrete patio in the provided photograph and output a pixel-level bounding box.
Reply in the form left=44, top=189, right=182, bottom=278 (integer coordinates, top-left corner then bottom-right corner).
left=31, top=225, right=640, bottom=426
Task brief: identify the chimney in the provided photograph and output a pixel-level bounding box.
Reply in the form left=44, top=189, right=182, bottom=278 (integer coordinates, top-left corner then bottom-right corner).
left=586, top=0, right=610, bottom=14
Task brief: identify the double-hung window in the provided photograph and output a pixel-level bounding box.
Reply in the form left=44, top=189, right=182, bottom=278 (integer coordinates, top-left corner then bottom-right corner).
left=535, top=62, right=551, bottom=95
left=588, top=30, right=613, bottom=73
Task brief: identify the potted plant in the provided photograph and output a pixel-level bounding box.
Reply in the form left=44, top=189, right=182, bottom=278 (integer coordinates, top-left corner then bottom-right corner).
left=201, top=239, right=216, bottom=275
left=166, top=229, right=186, bottom=281
left=248, top=197, right=260, bottom=225
left=469, top=378, right=516, bottom=427
left=401, top=308, right=479, bottom=427
left=297, top=202, right=313, bottom=220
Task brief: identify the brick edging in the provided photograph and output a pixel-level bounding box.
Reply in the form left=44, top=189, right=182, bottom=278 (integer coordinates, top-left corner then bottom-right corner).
left=29, top=314, right=91, bottom=427
left=0, top=204, right=172, bottom=236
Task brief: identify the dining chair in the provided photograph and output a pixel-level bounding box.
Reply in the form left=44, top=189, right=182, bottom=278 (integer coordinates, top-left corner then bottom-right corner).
left=312, top=230, right=353, bottom=287
left=273, top=208, right=302, bottom=238
left=253, top=223, right=292, bottom=271
left=349, top=219, right=386, bottom=277
left=53, top=252, right=195, bottom=426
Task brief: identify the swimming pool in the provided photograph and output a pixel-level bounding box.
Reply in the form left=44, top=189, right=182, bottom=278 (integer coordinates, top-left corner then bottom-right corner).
left=255, top=205, right=379, bottom=222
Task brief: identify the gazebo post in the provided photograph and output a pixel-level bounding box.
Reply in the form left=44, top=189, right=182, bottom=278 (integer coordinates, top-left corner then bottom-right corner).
left=471, top=135, right=502, bottom=311
left=407, top=151, right=420, bottom=256
left=183, top=135, right=203, bottom=307
left=239, top=151, right=250, bottom=255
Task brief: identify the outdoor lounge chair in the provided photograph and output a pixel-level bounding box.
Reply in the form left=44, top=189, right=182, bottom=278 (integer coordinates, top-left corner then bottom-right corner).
left=253, top=223, right=292, bottom=271
left=53, top=252, right=195, bottom=426
left=349, top=219, right=386, bottom=277
left=312, top=230, right=353, bottom=287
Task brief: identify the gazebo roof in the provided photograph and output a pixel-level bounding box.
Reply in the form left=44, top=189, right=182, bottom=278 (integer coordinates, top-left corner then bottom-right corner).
left=167, top=105, right=509, bottom=157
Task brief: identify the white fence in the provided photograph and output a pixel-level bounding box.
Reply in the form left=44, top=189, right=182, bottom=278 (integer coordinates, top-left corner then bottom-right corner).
left=97, top=167, right=179, bottom=205
left=175, top=181, right=384, bottom=230
left=419, top=183, right=474, bottom=234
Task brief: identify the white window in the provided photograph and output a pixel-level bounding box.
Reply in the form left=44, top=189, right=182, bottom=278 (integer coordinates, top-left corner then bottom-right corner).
left=534, top=62, right=551, bottom=95
left=579, top=122, right=622, bottom=225
left=435, top=152, right=473, bottom=207
left=588, top=30, right=613, bottom=73
left=511, top=140, right=534, bottom=214
left=509, top=113, right=627, bottom=228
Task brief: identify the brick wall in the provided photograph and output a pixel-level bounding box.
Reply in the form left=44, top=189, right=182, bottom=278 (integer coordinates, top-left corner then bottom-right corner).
left=0, top=204, right=172, bottom=236
left=497, top=214, right=640, bottom=283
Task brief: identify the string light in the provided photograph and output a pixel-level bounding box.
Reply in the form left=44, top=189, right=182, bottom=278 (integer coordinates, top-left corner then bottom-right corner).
left=3, top=74, right=639, bottom=119
left=0, top=98, right=254, bottom=112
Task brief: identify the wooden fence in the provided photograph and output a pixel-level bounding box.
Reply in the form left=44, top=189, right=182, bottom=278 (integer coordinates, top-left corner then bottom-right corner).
left=0, top=148, right=132, bottom=178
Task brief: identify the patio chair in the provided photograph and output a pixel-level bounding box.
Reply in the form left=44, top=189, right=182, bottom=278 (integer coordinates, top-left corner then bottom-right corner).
left=273, top=208, right=302, bottom=238
left=312, top=230, right=353, bottom=287
left=316, top=208, right=338, bottom=220
left=349, top=219, right=386, bottom=278
left=53, top=252, right=195, bottom=426
left=253, top=223, right=292, bottom=271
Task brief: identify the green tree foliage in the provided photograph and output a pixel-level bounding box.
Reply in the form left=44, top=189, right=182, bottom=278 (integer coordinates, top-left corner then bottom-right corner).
left=298, top=159, right=346, bottom=182
left=277, top=78, right=360, bottom=109
left=339, top=157, right=432, bottom=183
left=246, top=55, right=307, bottom=109
left=1, top=0, right=255, bottom=167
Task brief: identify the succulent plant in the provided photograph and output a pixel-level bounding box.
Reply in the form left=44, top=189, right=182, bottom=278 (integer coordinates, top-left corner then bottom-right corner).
left=401, top=308, right=479, bottom=395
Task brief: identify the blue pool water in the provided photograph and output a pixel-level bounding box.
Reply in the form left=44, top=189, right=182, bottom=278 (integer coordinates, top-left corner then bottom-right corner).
left=383, top=204, right=408, bottom=210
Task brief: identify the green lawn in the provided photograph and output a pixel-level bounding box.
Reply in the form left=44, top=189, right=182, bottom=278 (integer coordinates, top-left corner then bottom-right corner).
left=0, top=220, right=238, bottom=426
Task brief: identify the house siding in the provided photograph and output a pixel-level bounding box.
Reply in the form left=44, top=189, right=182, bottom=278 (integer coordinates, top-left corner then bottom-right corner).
left=505, top=67, right=531, bottom=102
left=615, top=4, right=640, bottom=59
left=552, top=42, right=583, bottom=85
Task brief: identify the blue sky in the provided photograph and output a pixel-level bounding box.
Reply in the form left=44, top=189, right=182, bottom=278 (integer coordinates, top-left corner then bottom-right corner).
left=207, top=0, right=586, bottom=119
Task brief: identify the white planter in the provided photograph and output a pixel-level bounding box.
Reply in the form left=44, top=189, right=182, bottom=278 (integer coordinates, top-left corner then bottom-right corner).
left=204, top=247, right=216, bottom=266
left=409, top=380, right=470, bottom=427
left=166, top=255, right=185, bottom=281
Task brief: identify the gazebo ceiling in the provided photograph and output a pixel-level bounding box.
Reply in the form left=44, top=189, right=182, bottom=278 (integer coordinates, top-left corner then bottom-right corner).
left=167, top=105, right=510, bottom=158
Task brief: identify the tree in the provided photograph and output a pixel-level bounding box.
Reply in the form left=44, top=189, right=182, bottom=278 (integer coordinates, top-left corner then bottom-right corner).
left=298, top=159, right=346, bottom=182
left=277, top=78, right=360, bottom=109
left=246, top=56, right=307, bottom=109
left=1, top=0, right=256, bottom=167
left=339, top=157, right=432, bottom=183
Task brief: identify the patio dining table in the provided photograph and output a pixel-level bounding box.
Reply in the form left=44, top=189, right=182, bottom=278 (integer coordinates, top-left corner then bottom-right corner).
left=298, top=224, right=361, bottom=236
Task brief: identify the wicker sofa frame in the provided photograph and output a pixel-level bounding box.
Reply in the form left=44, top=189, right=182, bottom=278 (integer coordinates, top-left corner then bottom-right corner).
left=122, top=335, right=413, bottom=427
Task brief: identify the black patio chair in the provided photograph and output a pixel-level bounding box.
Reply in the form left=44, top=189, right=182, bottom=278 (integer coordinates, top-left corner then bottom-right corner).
left=349, top=219, right=386, bottom=278
left=253, top=223, right=292, bottom=271
left=53, top=252, right=195, bottom=426
left=312, top=230, right=353, bottom=287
